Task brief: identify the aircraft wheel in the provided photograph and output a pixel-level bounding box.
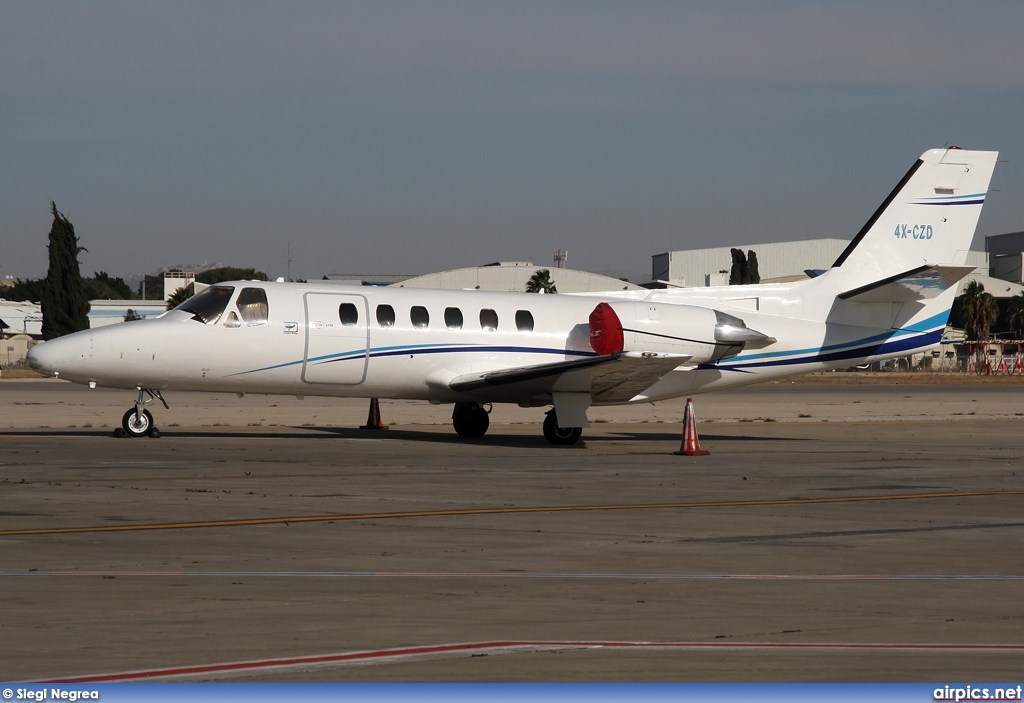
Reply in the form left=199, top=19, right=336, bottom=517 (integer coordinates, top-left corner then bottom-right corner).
left=122, top=408, right=154, bottom=438
left=543, top=411, right=582, bottom=446
left=453, top=402, right=490, bottom=438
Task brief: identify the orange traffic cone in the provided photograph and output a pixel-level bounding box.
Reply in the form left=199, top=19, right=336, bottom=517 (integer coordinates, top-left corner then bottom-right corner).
left=360, top=397, right=389, bottom=430
left=673, top=397, right=709, bottom=456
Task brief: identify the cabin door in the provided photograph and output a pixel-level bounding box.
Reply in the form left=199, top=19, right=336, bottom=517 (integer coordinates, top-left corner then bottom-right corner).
left=302, top=292, right=369, bottom=385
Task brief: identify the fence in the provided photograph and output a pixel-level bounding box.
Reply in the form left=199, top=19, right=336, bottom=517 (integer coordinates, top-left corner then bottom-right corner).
left=961, top=340, right=1024, bottom=375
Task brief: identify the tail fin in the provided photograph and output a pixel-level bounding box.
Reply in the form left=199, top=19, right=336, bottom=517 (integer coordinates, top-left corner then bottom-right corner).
left=830, top=148, right=998, bottom=285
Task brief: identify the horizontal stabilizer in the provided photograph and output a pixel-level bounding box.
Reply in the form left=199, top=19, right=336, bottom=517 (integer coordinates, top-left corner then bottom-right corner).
left=837, top=265, right=975, bottom=303
left=449, top=351, right=689, bottom=404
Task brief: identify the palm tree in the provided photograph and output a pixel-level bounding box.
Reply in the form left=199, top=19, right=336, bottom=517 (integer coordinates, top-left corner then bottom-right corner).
left=1006, top=292, right=1024, bottom=340
left=959, top=280, right=1000, bottom=341
left=165, top=286, right=193, bottom=311
left=525, top=269, right=557, bottom=294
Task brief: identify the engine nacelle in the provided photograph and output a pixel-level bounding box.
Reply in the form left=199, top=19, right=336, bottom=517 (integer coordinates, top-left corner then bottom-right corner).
left=589, top=301, right=767, bottom=364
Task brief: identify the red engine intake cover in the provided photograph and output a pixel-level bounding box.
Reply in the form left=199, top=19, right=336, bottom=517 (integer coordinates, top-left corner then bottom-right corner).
left=589, top=302, right=625, bottom=355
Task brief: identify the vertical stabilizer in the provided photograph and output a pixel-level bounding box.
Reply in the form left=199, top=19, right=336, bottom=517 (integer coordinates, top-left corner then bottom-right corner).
left=831, top=148, right=998, bottom=285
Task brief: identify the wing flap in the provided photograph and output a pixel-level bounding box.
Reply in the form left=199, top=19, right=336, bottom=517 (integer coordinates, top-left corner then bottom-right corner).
left=448, top=351, right=690, bottom=403
left=589, top=351, right=692, bottom=403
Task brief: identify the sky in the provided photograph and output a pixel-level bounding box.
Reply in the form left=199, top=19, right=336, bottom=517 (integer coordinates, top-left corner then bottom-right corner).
left=2, top=1, right=1024, bottom=284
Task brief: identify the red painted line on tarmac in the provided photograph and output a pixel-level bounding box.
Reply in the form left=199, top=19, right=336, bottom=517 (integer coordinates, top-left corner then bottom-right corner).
left=46, top=642, right=521, bottom=682
left=43, top=640, right=1024, bottom=683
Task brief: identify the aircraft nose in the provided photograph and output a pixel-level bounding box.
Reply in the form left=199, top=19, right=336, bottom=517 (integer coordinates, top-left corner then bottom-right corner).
left=26, top=332, right=92, bottom=376
left=26, top=340, right=55, bottom=374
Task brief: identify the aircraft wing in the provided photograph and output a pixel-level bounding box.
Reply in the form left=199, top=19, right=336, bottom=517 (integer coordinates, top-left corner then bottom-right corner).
left=837, top=265, right=975, bottom=303
left=448, top=351, right=690, bottom=404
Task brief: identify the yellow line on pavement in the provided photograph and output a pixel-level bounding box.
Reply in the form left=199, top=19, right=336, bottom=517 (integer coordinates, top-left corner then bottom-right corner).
left=2, top=489, right=1023, bottom=537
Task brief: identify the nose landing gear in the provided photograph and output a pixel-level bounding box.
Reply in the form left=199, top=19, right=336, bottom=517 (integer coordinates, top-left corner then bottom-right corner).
left=117, top=388, right=168, bottom=438
left=121, top=408, right=155, bottom=437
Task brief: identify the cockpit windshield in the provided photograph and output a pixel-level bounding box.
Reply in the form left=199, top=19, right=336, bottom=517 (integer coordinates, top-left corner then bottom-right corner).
left=176, top=286, right=234, bottom=325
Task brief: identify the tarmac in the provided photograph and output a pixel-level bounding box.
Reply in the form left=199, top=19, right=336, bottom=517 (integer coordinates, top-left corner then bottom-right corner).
left=1, top=377, right=1023, bottom=682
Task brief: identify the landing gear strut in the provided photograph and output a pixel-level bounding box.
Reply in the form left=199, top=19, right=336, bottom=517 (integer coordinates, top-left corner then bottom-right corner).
left=452, top=402, right=490, bottom=438
left=119, top=388, right=168, bottom=438
left=543, top=410, right=582, bottom=446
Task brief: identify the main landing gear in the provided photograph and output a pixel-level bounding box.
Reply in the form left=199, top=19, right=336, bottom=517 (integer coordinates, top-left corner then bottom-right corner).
left=452, top=402, right=490, bottom=438
left=543, top=410, right=583, bottom=446
left=451, top=402, right=584, bottom=446
left=117, top=388, right=168, bottom=438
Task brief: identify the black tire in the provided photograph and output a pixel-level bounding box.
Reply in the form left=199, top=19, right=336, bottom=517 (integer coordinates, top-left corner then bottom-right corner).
left=453, top=402, right=490, bottom=438
left=122, top=408, right=154, bottom=438
left=543, top=411, right=582, bottom=446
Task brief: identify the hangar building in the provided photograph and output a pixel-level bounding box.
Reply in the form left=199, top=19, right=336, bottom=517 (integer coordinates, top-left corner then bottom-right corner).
left=652, top=239, right=849, bottom=286
left=328, top=261, right=643, bottom=293
left=653, top=239, right=991, bottom=287
left=986, top=231, right=1024, bottom=284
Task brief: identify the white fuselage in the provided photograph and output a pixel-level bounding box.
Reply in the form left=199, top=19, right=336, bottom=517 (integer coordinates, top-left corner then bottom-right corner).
left=27, top=275, right=950, bottom=405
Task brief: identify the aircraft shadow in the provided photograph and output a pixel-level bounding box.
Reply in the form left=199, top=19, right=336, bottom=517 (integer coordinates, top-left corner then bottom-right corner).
left=3, top=427, right=563, bottom=447
left=3, top=428, right=808, bottom=446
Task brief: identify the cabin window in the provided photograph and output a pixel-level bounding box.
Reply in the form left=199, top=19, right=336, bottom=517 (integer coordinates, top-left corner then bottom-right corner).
left=237, top=287, right=269, bottom=326
left=338, top=302, right=359, bottom=326
left=411, top=306, right=430, bottom=328
left=177, top=286, right=234, bottom=325
left=515, top=310, right=534, bottom=332
left=376, top=304, right=395, bottom=328
left=444, top=307, right=463, bottom=329
left=479, top=308, right=498, bottom=331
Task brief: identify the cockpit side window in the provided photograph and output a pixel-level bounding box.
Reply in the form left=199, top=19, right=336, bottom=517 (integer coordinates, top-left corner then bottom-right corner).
left=237, top=287, right=269, bottom=326
left=177, top=286, right=234, bottom=325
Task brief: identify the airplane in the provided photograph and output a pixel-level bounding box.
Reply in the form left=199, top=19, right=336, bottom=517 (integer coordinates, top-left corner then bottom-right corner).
left=27, top=147, right=999, bottom=445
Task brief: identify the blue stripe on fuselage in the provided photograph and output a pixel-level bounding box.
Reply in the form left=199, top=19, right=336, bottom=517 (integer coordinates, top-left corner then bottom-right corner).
left=708, top=327, right=943, bottom=372
left=230, top=344, right=598, bottom=377
left=704, top=311, right=949, bottom=372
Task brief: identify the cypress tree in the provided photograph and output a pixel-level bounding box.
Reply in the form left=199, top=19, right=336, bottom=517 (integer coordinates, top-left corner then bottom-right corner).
left=41, top=201, right=90, bottom=339
left=746, top=250, right=760, bottom=284
left=729, top=248, right=747, bottom=285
